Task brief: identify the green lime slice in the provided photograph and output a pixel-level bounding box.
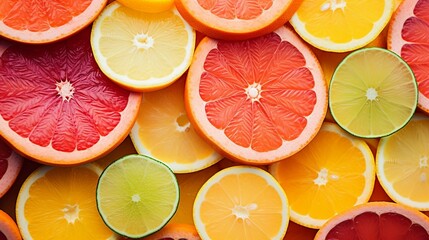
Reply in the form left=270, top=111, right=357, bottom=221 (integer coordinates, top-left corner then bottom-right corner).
left=329, top=47, right=418, bottom=138
left=96, top=154, right=179, bottom=238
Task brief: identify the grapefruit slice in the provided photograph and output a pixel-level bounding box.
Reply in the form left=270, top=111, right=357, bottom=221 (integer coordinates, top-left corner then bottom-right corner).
left=0, top=138, right=23, bottom=198
left=0, top=28, right=142, bottom=166
left=185, top=26, right=327, bottom=164
left=141, top=223, right=200, bottom=240
left=388, top=0, right=429, bottom=114
left=175, top=0, right=303, bottom=40
left=314, top=201, right=429, bottom=239
left=0, top=0, right=107, bottom=44
left=0, top=209, right=21, bottom=240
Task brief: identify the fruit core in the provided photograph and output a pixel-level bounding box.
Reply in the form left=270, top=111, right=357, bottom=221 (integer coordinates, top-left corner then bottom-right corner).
left=197, top=0, right=273, bottom=20
left=56, top=80, right=75, bottom=101
left=320, top=0, right=347, bottom=11
left=366, top=88, right=378, bottom=101
left=176, top=113, right=191, bottom=132
left=133, top=33, right=154, bottom=49
left=61, top=204, right=80, bottom=224
left=232, top=203, right=258, bottom=220
left=314, top=168, right=339, bottom=186
left=131, top=194, right=141, bottom=202
left=245, top=83, right=262, bottom=102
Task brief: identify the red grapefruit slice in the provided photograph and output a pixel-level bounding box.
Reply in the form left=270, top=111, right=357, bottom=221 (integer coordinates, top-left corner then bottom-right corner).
left=0, top=209, right=21, bottom=240
left=0, top=28, right=142, bottom=166
left=185, top=26, right=327, bottom=164
left=0, top=138, right=23, bottom=198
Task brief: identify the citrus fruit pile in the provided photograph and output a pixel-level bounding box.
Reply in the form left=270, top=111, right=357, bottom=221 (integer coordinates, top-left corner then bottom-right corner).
left=1, top=0, right=429, bottom=239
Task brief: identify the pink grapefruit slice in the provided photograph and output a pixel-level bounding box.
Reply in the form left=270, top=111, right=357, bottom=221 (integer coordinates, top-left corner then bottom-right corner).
left=185, top=26, right=327, bottom=164
left=0, top=209, right=21, bottom=240
left=0, top=138, right=23, bottom=198
left=0, top=28, right=142, bottom=166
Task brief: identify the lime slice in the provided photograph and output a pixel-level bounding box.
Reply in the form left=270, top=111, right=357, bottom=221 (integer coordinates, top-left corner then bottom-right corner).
left=329, top=47, right=418, bottom=138
left=96, top=154, right=179, bottom=238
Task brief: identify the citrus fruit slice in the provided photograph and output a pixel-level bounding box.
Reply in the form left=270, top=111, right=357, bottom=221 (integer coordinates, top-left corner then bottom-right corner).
left=314, top=201, right=429, bottom=239
left=0, top=210, right=21, bottom=240
left=91, top=2, right=195, bottom=92
left=376, top=114, right=429, bottom=210
left=96, top=154, right=180, bottom=238
left=0, top=139, right=23, bottom=198
left=290, top=0, right=394, bottom=52
left=0, top=28, right=142, bottom=166
left=116, top=0, right=174, bottom=13
left=130, top=76, right=222, bottom=173
left=388, top=0, right=429, bottom=114
left=141, top=223, right=200, bottom=240
left=175, top=0, right=302, bottom=40
left=269, top=122, right=375, bottom=228
left=16, top=164, right=118, bottom=239
left=185, top=26, right=327, bottom=165
left=329, top=47, right=418, bottom=138
left=193, top=166, right=289, bottom=240
left=0, top=0, right=107, bottom=44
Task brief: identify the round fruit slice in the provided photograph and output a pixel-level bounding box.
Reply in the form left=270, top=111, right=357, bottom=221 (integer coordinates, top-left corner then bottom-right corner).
left=141, top=223, right=200, bottom=240
left=329, top=47, right=418, bottom=138
left=314, top=202, right=429, bottom=239
left=96, top=154, right=180, bottom=238
left=269, top=122, right=375, bottom=229
left=0, top=0, right=107, bottom=44
left=290, top=0, right=394, bottom=52
left=16, top=164, right=118, bottom=239
left=376, top=114, right=429, bottom=210
left=185, top=26, right=327, bottom=164
left=91, top=2, right=195, bottom=92
left=0, top=210, right=21, bottom=240
left=0, top=27, right=142, bottom=166
left=193, top=166, right=289, bottom=240
left=116, top=0, right=174, bottom=13
left=175, top=0, right=302, bottom=40
left=0, top=138, right=23, bottom=198
left=388, top=0, right=429, bottom=114
left=130, top=76, right=223, bottom=173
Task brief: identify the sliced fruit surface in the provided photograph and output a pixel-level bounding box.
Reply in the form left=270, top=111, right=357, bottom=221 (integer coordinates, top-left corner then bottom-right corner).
left=388, top=0, right=429, bottom=114
left=96, top=154, right=179, bottom=238
left=116, top=0, right=174, bottom=13
left=130, top=76, right=222, bottom=173
left=269, top=122, right=375, bottom=228
left=141, top=223, right=200, bottom=240
left=193, top=166, right=289, bottom=240
left=15, top=164, right=118, bottom=240
left=0, top=0, right=107, bottom=43
left=314, top=201, right=429, bottom=239
left=0, top=209, right=21, bottom=240
left=175, top=0, right=302, bottom=40
left=376, top=115, right=429, bottom=210
left=0, top=138, right=23, bottom=198
left=91, top=2, right=195, bottom=91
left=329, top=47, right=418, bottom=138
left=290, top=0, right=394, bottom=52
left=0, top=28, right=142, bottom=166
left=185, top=26, right=327, bottom=164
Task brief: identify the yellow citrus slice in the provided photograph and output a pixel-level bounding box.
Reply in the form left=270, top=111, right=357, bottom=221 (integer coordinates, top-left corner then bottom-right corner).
left=116, top=0, right=174, bottom=13
left=91, top=1, right=195, bottom=91
left=376, top=114, right=429, bottom=210
left=16, top=164, right=118, bottom=240
left=193, top=166, right=289, bottom=240
left=130, top=76, right=223, bottom=173
left=269, top=122, right=375, bottom=228
left=290, top=0, right=394, bottom=52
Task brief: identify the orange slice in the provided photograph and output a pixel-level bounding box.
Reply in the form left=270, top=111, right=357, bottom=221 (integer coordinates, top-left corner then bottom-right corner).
left=315, top=202, right=429, bottom=239
left=193, top=166, right=289, bottom=240
left=0, top=210, right=21, bottom=240
left=0, top=28, right=142, bottom=166
left=116, top=0, right=174, bottom=13
left=388, top=0, right=429, bottom=114
left=175, top=0, right=303, bottom=40
left=141, top=223, right=200, bottom=240
left=269, top=122, right=375, bottom=228
left=185, top=26, right=327, bottom=165
left=0, top=138, right=23, bottom=198
left=0, top=0, right=107, bottom=44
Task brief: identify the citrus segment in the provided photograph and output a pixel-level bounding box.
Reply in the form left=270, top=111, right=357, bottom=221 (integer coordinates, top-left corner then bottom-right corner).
left=96, top=154, right=179, bottom=238
left=376, top=115, right=429, bottom=210
left=388, top=0, right=429, bottom=114
left=185, top=26, right=327, bottom=164
left=116, top=0, right=174, bottom=13
left=290, top=0, right=394, bottom=52
left=130, top=76, right=222, bottom=173
left=16, top=164, right=118, bottom=240
left=269, top=122, right=375, bottom=228
left=0, top=0, right=107, bottom=43
left=193, top=166, right=289, bottom=240
left=329, top=47, right=418, bottom=138
left=314, top=202, right=429, bottom=239
left=91, top=2, right=195, bottom=91
left=0, top=138, right=23, bottom=198
left=0, top=210, right=21, bottom=240
left=141, top=223, right=200, bottom=240
left=0, top=28, right=142, bottom=166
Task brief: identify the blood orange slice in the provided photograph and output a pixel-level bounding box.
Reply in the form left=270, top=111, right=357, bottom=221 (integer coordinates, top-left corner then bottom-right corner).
left=0, top=138, right=23, bottom=198
left=0, top=28, right=142, bottom=166
left=185, top=26, right=327, bottom=164
left=0, top=0, right=107, bottom=44
left=388, top=0, right=429, bottom=114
